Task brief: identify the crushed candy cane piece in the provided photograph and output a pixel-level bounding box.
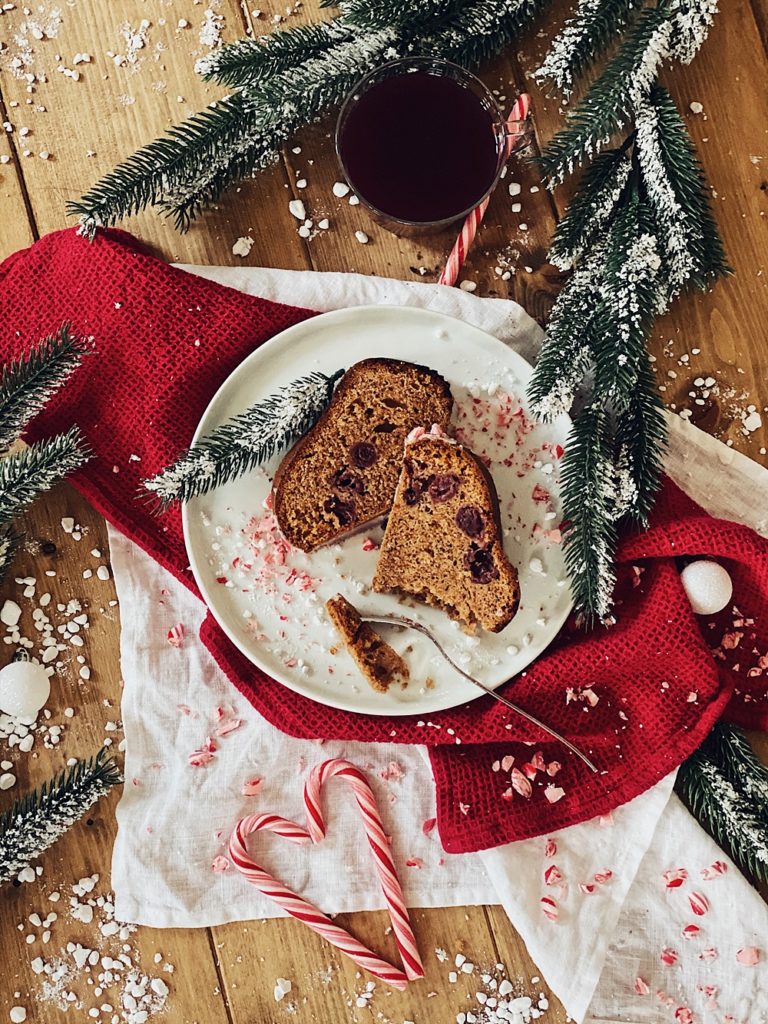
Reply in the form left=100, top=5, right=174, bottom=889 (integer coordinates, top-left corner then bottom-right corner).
left=736, top=946, right=761, bottom=966
left=688, top=891, right=709, bottom=916
left=510, top=768, right=532, bottom=799
left=634, top=977, right=650, bottom=996
left=700, top=860, right=728, bottom=880
left=594, top=870, right=613, bottom=885
left=546, top=761, right=561, bottom=777
left=682, top=924, right=701, bottom=939
left=663, top=867, right=688, bottom=888
left=543, top=865, right=563, bottom=887
left=212, top=856, right=230, bottom=872
left=215, top=718, right=243, bottom=737
left=167, top=624, right=185, bottom=646
left=188, top=749, right=215, bottom=767
left=422, top=817, right=437, bottom=836
left=660, top=947, right=678, bottom=965
left=544, top=786, right=565, bottom=804
left=675, top=1008, right=694, bottom=1024
left=405, top=857, right=424, bottom=868
left=544, top=838, right=557, bottom=858
left=241, top=777, right=262, bottom=796
left=531, top=751, right=546, bottom=771
left=698, top=947, right=718, bottom=960
left=540, top=896, right=558, bottom=921
left=579, top=883, right=596, bottom=895
left=501, top=754, right=515, bottom=771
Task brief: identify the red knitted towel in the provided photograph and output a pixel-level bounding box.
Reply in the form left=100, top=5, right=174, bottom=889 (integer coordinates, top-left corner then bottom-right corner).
left=1, top=228, right=765, bottom=854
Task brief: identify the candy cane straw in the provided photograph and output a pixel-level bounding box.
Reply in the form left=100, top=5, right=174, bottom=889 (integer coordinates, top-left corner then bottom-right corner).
left=439, top=93, right=532, bottom=288
left=228, top=759, right=424, bottom=990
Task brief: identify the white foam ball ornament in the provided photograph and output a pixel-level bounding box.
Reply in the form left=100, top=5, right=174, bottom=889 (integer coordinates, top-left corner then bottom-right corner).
left=680, top=560, right=733, bottom=616
left=0, top=658, right=51, bottom=718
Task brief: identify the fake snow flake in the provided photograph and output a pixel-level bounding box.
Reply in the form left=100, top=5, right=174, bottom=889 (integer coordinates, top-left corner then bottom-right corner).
left=288, top=199, right=306, bottom=220
left=274, top=977, right=292, bottom=1001
left=355, top=230, right=369, bottom=244
left=332, top=181, right=349, bottom=197
left=232, top=236, right=254, bottom=258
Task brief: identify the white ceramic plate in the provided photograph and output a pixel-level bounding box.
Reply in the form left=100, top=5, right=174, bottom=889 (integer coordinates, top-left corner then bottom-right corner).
left=182, top=305, right=572, bottom=716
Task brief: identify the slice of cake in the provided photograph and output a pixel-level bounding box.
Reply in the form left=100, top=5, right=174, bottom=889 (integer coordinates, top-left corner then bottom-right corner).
left=273, top=359, right=453, bottom=551
left=326, top=594, right=410, bottom=693
left=372, top=431, right=520, bottom=633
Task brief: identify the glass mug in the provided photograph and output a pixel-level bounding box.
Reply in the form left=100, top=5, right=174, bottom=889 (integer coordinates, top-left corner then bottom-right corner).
left=336, top=57, right=512, bottom=237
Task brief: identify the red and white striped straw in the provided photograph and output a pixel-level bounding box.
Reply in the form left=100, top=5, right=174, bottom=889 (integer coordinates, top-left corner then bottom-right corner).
left=228, top=758, right=424, bottom=990
left=439, top=93, right=532, bottom=288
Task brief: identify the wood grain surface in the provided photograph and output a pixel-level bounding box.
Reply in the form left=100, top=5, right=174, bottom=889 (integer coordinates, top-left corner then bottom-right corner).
left=0, top=0, right=766, bottom=1021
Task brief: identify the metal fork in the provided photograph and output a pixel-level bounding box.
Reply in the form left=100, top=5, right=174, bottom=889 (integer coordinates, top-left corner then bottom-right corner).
left=362, top=612, right=599, bottom=773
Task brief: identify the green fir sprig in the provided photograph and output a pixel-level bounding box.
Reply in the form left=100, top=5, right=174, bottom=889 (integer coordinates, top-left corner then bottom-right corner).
left=144, top=369, right=344, bottom=509
left=0, top=747, right=122, bottom=886
left=676, top=724, right=768, bottom=884
left=0, top=325, right=87, bottom=454
left=70, top=0, right=551, bottom=234
left=0, top=427, right=90, bottom=528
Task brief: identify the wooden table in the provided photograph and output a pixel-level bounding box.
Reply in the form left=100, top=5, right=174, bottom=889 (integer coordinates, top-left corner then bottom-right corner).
left=1, top=1, right=766, bottom=1021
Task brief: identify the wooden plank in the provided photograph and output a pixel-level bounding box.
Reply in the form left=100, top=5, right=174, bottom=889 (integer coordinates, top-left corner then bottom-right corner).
left=525, top=0, right=768, bottom=463
left=0, top=91, right=37, bottom=258
left=0, top=483, right=230, bottom=1024
left=213, top=906, right=567, bottom=1021
left=0, top=0, right=305, bottom=270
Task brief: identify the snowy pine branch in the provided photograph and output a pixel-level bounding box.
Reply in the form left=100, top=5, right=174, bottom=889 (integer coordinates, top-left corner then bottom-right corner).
left=559, top=407, right=619, bottom=620
left=535, top=0, right=646, bottom=96
left=0, top=526, right=22, bottom=588
left=0, top=427, right=90, bottom=527
left=676, top=745, right=768, bottom=884
left=0, top=747, right=122, bottom=886
left=72, top=0, right=551, bottom=233
left=199, top=22, right=356, bottom=88
left=706, top=723, right=768, bottom=816
left=144, top=369, right=344, bottom=509
left=69, top=94, right=263, bottom=235
left=548, top=147, right=631, bottom=271
left=0, top=325, right=88, bottom=455
left=613, top=355, right=666, bottom=523
left=636, top=86, right=729, bottom=297
left=539, top=6, right=671, bottom=184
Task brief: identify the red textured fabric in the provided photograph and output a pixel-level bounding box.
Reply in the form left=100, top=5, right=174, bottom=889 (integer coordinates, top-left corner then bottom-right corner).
left=1, top=228, right=766, bottom=854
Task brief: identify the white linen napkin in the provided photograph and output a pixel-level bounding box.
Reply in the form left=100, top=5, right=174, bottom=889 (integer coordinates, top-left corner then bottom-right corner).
left=110, top=264, right=768, bottom=1022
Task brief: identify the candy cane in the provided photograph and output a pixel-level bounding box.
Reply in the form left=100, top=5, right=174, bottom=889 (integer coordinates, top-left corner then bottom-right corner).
left=228, top=758, right=424, bottom=990
left=439, top=93, right=532, bottom=288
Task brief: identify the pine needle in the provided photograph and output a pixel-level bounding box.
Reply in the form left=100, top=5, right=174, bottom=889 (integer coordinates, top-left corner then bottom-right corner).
left=0, top=325, right=88, bottom=454
left=0, top=427, right=90, bottom=527
left=676, top=747, right=768, bottom=885
left=144, top=369, right=344, bottom=509
left=0, top=747, right=122, bottom=886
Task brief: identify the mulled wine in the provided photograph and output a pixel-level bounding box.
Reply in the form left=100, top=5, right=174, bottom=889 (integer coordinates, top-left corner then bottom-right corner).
left=336, top=61, right=503, bottom=230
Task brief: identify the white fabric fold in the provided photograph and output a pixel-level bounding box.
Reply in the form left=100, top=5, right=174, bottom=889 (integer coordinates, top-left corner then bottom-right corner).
left=109, top=264, right=767, bottom=1022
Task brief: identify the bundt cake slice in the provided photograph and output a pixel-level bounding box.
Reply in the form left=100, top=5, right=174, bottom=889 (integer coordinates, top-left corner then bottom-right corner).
left=372, top=433, right=520, bottom=633
left=326, top=594, right=410, bottom=693
left=272, top=359, right=453, bottom=551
